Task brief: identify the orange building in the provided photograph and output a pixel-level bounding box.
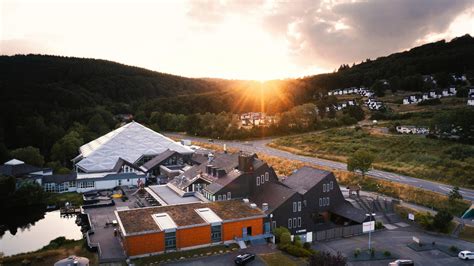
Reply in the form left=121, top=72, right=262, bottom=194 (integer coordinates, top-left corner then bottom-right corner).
left=115, top=200, right=267, bottom=257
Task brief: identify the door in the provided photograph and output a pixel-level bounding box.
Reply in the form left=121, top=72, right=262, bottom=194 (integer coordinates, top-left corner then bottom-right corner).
left=264, top=222, right=270, bottom=234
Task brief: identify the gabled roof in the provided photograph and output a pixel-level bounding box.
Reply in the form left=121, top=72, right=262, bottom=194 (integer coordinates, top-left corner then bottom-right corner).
left=250, top=182, right=297, bottom=213
left=141, top=149, right=179, bottom=171
left=330, top=201, right=367, bottom=223
left=0, top=159, right=44, bottom=177
left=76, top=122, right=194, bottom=173
left=283, top=166, right=332, bottom=194
left=112, top=157, right=144, bottom=173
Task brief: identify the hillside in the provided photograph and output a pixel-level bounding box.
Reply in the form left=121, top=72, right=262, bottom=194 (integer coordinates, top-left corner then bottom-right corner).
left=0, top=35, right=473, bottom=165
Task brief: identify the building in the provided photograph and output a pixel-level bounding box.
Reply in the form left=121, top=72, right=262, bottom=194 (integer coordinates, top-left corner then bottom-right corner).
left=115, top=200, right=268, bottom=257
left=468, top=95, right=474, bottom=106
left=0, top=158, right=52, bottom=179
left=73, top=121, right=193, bottom=174
left=396, top=126, right=429, bottom=135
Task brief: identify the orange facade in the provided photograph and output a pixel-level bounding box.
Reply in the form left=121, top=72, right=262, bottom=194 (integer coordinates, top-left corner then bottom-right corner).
left=124, top=232, right=164, bottom=256
left=124, top=217, right=263, bottom=256
left=176, top=225, right=211, bottom=248
left=222, top=218, right=263, bottom=241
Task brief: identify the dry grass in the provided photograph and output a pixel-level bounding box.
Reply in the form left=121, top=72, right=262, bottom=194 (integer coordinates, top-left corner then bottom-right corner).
left=459, top=225, right=474, bottom=243
left=0, top=239, right=98, bottom=266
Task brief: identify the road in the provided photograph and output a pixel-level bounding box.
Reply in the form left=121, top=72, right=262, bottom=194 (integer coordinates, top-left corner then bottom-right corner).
left=166, top=133, right=474, bottom=203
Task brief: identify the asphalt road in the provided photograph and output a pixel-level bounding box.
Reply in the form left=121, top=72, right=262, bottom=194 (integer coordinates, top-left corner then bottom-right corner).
left=165, top=133, right=474, bottom=203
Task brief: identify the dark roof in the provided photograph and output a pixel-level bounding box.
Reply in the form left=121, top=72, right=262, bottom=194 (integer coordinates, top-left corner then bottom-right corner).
left=283, top=166, right=332, bottom=194
left=42, top=173, right=77, bottom=184
left=141, top=150, right=179, bottom=171
left=330, top=200, right=367, bottom=223
left=189, top=153, right=208, bottom=165
left=249, top=182, right=297, bottom=213
left=76, top=172, right=145, bottom=182
left=112, top=157, right=143, bottom=173
left=116, top=200, right=265, bottom=235
left=0, top=163, right=44, bottom=177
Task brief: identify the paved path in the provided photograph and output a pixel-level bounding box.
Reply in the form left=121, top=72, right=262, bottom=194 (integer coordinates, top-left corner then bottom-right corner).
left=166, top=133, right=474, bottom=203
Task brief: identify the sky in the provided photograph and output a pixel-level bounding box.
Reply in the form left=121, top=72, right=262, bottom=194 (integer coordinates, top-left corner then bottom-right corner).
left=1, top=0, right=473, bottom=80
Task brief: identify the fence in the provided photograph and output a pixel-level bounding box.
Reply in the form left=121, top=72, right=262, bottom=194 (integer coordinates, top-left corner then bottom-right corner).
left=314, top=224, right=363, bottom=241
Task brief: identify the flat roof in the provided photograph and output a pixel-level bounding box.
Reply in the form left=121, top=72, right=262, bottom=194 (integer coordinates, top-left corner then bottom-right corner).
left=148, top=185, right=201, bottom=205
left=152, top=213, right=177, bottom=231
left=195, top=208, right=222, bottom=224
left=116, top=200, right=265, bottom=235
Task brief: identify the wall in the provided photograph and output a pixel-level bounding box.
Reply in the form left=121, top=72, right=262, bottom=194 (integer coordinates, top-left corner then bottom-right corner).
left=176, top=225, right=211, bottom=248
left=124, top=232, right=164, bottom=256
left=222, top=218, right=263, bottom=240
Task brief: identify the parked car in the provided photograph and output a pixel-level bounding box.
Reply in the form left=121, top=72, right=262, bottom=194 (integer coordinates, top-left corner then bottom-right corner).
left=234, top=253, right=255, bottom=265
left=389, top=259, right=414, bottom=266
left=458, top=250, right=474, bottom=260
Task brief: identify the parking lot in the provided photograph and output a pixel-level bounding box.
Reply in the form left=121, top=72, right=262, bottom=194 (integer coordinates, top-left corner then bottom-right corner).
left=313, top=226, right=473, bottom=266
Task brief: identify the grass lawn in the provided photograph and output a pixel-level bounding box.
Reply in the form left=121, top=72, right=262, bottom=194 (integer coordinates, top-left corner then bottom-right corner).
left=459, top=225, right=474, bottom=243
left=259, top=252, right=305, bottom=266
left=270, top=127, right=474, bottom=188
left=132, top=244, right=239, bottom=265
left=45, top=192, right=84, bottom=207
left=0, top=239, right=98, bottom=266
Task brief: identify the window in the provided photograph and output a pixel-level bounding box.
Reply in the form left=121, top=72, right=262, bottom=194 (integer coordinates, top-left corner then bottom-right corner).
left=165, top=231, right=176, bottom=250
left=257, top=176, right=260, bottom=186
left=319, top=198, right=322, bottom=207
left=265, top=172, right=269, bottom=181
left=327, top=197, right=330, bottom=206
left=323, top=184, right=326, bottom=192
left=218, top=195, right=222, bottom=201
left=223, top=194, right=226, bottom=200
left=211, top=225, right=222, bottom=242
left=298, top=217, right=302, bottom=227
left=272, top=221, right=276, bottom=229
left=288, top=219, right=292, bottom=229
left=298, top=201, right=301, bottom=212
left=293, top=218, right=297, bottom=228
left=261, top=175, right=264, bottom=184
left=330, top=181, right=333, bottom=190
left=227, top=192, right=231, bottom=200
left=293, top=202, right=297, bottom=212
left=118, top=179, right=122, bottom=186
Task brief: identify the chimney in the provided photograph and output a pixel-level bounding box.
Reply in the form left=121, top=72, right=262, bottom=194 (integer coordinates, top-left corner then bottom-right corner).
left=262, top=203, right=268, bottom=211
left=243, top=198, right=249, bottom=204
left=223, top=144, right=227, bottom=154
left=206, top=165, right=213, bottom=175
left=217, top=169, right=226, bottom=178
left=238, top=153, right=254, bottom=172
left=212, top=167, right=217, bottom=177
left=250, top=203, right=257, bottom=209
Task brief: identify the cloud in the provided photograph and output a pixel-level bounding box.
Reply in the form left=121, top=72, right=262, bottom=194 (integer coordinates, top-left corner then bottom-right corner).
left=263, top=0, right=473, bottom=68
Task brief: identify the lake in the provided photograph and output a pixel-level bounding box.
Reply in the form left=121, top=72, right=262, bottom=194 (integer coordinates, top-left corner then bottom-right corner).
left=0, top=210, right=83, bottom=256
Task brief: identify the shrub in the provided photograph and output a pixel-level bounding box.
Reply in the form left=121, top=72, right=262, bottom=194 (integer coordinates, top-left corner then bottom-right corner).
left=383, top=251, right=391, bottom=257
left=293, top=236, right=303, bottom=248
left=449, top=245, right=459, bottom=253
left=273, top=227, right=290, bottom=243
left=370, top=248, right=375, bottom=258
left=354, top=248, right=361, bottom=258
left=375, top=221, right=384, bottom=230
left=303, top=242, right=312, bottom=250
left=432, top=210, right=453, bottom=233
left=309, top=251, right=347, bottom=266
left=284, top=245, right=313, bottom=257
left=280, top=232, right=291, bottom=246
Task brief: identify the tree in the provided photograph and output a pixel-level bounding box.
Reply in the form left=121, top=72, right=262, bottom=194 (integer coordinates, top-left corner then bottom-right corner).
left=10, top=146, right=44, bottom=166
left=343, top=105, right=365, bottom=121
left=448, top=186, right=463, bottom=202
left=309, top=251, right=347, bottom=266
left=347, top=149, right=375, bottom=178
left=87, top=113, right=109, bottom=136
left=51, top=130, right=84, bottom=166
left=432, top=210, right=453, bottom=233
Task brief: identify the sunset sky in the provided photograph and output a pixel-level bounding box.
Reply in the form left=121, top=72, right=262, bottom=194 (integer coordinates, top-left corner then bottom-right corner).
left=1, top=0, right=473, bottom=80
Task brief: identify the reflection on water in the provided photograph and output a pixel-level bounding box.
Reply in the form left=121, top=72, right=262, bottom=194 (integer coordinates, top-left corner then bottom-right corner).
left=0, top=210, right=82, bottom=256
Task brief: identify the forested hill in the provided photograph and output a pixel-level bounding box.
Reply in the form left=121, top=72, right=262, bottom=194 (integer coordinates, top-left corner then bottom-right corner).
left=301, top=34, right=474, bottom=91
left=0, top=34, right=473, bottom=164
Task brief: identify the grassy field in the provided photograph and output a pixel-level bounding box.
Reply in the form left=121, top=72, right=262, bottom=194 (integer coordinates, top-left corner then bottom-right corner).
left=270, top=128, right=474, bottom=188
left=45, top=192, right=84, bottom=207
left=259, top=252, right=305, bottom=266
left=0, top=239, right=98, bottom=266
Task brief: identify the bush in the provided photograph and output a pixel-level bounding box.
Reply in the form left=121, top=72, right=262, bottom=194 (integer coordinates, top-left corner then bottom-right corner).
left=417, top=98, right=441, bottom=106
left=375, top=221, right=384, bottom=230
left=370, top=248, right=375, bottom=258
left=449, top=245, right=459, bottom=253
left=383, top=251, right=391, bottom=257
left=309, top=251, right=347, bottom=266
left=280, top=232, right=291, bottom=246
left=293, top=235, right=303, bottom=248
left=432, top=210, right=453, bottom=233
left=303, top=242, right=312, bottom=250
left=273, top=227, right=290, bottom=243
left=354, top=248, right=361, bottom=258
left=284, top=244, right=313, bottom=257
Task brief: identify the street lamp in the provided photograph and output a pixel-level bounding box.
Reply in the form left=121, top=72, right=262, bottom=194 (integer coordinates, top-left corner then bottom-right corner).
left=366, top=213, right=376, bottom=250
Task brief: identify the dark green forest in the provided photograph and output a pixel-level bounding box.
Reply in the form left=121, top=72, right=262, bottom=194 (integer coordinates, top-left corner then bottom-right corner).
left=0, top=34, right=473, bottom=169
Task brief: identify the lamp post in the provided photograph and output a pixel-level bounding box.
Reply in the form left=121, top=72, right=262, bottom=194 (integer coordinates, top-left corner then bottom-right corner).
left=366, top=213, right=376, bottom=250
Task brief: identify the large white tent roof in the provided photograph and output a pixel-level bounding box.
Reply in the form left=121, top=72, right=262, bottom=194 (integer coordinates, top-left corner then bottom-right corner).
left=76, top=122, right=193, bottom=173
